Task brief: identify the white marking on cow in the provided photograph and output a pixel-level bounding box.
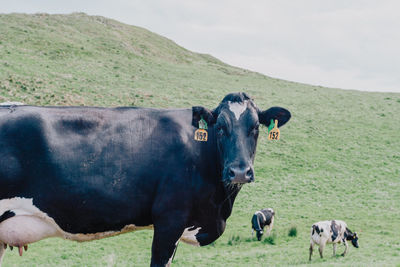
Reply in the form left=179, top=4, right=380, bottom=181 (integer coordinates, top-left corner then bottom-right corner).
left=166, top=237, right=181, bottom=266
left=0, top=102, right=25, bottom=106
left=255, top=211, right=266, bottom=222
left=0, top=241, right=5, bottom=265
left=167, top=244, right=178, bottom=267
left=0, top=197, right=153, bottom=247
left=228, top=101, right=248, bottom=121
left=180, top=226, right=201, bottom=246
left=0, top=198, right=64, bottom=246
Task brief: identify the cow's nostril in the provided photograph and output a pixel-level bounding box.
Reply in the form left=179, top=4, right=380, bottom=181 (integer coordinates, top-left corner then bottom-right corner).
left=246, top=169, right=253, bottom=177
left=228, top=169, right=235, bottom=179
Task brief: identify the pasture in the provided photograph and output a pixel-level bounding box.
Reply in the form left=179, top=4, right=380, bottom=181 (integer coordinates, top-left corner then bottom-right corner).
left=0, top=13, right=399, bottom=266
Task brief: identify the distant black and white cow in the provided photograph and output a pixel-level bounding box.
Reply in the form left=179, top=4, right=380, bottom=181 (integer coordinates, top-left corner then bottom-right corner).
left=0, top=93, right=291, bottom=266
left=309, top=220, right=359, bottom=261
left=251, top=208, right=275, bottom=241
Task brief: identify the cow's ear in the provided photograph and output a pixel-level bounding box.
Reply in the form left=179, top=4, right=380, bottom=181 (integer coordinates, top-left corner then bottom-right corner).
left=258, top=107, right=291, bottom=128
left=192, top=106, right=216, bottom=127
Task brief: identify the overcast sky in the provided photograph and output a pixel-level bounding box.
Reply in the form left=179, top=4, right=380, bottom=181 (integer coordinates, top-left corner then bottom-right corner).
left=2, top=0, right=400, bottom=92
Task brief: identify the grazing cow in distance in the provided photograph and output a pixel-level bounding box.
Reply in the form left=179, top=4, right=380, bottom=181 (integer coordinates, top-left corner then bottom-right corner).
left=309, top=220, right=359, bottom=261
left=251, top=208, right=275, bottom=241
left=0, top=93, right=291, bottom=266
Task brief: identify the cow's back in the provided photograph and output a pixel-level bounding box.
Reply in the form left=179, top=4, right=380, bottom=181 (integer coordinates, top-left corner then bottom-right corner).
left=0, top=106, right=195, bottom=234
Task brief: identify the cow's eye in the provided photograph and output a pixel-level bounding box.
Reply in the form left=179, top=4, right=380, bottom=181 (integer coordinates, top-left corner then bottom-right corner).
left=217, top=126, right=224, bottom=137
left=216, top=124, right=228, bottom=137
left=250, top=124, right=259, bottom=135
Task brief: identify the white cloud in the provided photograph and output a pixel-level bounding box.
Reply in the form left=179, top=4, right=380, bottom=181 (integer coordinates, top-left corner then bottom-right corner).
left=2, top=0, right=400, bottom=92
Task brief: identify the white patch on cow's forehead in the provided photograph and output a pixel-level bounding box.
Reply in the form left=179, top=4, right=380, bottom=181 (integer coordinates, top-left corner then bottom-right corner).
left=228, top=101, right=248, bottom=121
left=180, top=226, right=201, bottom=246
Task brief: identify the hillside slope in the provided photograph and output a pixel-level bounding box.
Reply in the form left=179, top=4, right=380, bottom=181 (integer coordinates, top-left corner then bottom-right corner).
left=0, top=13, right=399, bottom=267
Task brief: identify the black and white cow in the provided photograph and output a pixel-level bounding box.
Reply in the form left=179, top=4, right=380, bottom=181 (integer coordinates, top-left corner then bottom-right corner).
left=251, top=208, right=275, bottom=241
left=0, top=92, right=291, bottom=266
left=309, top=220, right=359, bottom=261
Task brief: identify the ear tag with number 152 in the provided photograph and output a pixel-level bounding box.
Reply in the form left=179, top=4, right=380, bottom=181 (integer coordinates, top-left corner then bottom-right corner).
left=194, top=117, right=208, bottom=142
left=268, top=119, right=280, bottom=140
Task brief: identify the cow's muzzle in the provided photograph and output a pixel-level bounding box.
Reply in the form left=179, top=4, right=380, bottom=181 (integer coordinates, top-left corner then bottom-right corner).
left=256, top=230, right=263, bottom=241
left=227, top=166, right=254, bottom=184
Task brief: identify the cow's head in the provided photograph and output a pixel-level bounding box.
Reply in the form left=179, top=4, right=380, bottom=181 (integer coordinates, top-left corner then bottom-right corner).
left=350, top=232, right=359, bottom=248
left=193, top=92, right=291, bottom=186
left=345, top=228, right=359, bottom=248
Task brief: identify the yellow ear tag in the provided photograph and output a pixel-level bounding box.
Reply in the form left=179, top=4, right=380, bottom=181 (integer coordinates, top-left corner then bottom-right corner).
left=268, top=119, right=280, bottom=140
left=194, top=129, right=208, bottom=141
left=194, top=117, right=208, bottom=142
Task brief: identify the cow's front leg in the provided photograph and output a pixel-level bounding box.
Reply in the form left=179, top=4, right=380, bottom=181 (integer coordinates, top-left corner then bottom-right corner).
left=342, top=240, right=349, bottom=256
left=151, top=215, right=186, bottom=267
left=333, top=243, right=337, bottom=256
left=318, top=243, right=325, bottom=258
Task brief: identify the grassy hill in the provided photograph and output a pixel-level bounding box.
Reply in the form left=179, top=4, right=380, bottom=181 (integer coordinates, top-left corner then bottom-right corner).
left=0, top=13, right=399, bottom=267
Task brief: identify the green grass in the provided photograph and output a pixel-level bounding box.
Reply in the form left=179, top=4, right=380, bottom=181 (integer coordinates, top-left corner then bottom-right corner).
left=1, top=13, right=400, bottom=267
left=263, top=233, right=277, bottom=245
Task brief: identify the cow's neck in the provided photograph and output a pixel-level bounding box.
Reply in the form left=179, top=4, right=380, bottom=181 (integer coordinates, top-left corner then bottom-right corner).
left=218, top=184, right=241, bottom=220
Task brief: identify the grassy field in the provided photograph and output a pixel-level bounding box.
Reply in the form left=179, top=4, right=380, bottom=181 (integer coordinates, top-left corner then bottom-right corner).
left=0, top=13, right=399, bottom=267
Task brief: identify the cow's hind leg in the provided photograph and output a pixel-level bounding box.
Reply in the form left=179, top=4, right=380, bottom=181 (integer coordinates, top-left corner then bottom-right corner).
left=0, top=242, right=5, bottom=267
left=267, top=216, right=274, bottom=235
left=265, top=225, right=271, bottom=236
